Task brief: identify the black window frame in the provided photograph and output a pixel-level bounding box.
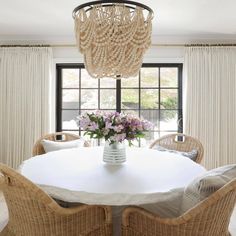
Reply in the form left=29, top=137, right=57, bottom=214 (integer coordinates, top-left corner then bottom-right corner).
left=56, top=63, right=183, bottom=139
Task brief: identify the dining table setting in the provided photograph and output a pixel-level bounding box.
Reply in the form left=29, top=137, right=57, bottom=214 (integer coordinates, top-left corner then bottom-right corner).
left=19, top=145, right=206, bottom=235
left=15, top=111, right=207, bottom=235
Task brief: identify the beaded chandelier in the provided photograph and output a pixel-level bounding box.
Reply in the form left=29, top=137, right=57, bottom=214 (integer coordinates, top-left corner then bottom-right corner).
left=73, top=0, right=153, bottom=79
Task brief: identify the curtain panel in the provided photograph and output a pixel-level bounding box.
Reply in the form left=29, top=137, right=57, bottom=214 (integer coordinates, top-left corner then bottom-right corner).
left=184, top=47, right=236, bottom=169
left=0, top=47, right=52, bottom=168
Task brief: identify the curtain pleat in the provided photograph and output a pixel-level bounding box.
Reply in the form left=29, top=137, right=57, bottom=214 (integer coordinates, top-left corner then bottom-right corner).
left=184, top=47, right=236, bottom=169
left=0, top=47, right=52, bottom=168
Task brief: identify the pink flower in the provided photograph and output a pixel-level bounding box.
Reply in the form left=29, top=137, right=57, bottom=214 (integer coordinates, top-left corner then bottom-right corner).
left=110, top=133, right=126, bottom=142
left=115, top=133, right=126, bottom=142
left=115, top=117, right=121, bottom=123
left=136, top=124, right=143, bottom=131
left=113, top=124, right=124, bottom=132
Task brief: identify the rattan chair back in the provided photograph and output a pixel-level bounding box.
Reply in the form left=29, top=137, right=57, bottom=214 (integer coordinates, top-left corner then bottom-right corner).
left=0, top=163, right=112, bottom=236
left=149, top=133, right=204, bottom=163
left=122, top=178, right=236, bottom=236
left=32, top=132, right=80, bottom=156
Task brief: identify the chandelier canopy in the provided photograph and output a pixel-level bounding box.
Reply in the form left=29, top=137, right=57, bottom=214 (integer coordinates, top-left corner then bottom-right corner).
left=73, top=0, right=153, bottom=79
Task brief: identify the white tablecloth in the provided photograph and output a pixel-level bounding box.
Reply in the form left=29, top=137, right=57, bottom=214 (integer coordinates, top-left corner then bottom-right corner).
left=19, top=146, right=206, bottom=205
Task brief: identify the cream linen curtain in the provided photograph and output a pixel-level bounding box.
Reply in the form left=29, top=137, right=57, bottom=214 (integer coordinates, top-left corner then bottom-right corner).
left=0, top=47, right=52, bottom=168
left=184, top=47, right=236, bottom=169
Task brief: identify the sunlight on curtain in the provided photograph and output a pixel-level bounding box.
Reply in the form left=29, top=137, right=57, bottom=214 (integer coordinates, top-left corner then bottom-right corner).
left=0, top=47, right=53, bottom=168
left=184, top=47, right=236, bottom=169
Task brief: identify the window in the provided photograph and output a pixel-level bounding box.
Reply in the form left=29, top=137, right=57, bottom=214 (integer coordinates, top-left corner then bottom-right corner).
left=56, top=63, right=183, bottom=146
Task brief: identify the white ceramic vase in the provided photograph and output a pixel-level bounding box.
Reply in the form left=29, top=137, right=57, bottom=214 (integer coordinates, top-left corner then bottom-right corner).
left=103, top=141, right=126, bottom=164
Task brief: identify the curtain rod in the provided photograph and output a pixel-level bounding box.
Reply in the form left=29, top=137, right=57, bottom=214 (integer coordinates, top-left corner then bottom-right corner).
left=0, top=43, right=236, bottom=48
left=184, top=44, right=236, bottom=47
left=0, top=45, right=50, bottom=47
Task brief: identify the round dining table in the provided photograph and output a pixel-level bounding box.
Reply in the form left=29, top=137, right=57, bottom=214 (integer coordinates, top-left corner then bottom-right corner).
left=19, top=146, right=206, bottom=206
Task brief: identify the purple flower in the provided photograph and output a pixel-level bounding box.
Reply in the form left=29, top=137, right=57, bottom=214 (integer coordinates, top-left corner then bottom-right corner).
left=95, top=110, right=103, bottom=117
left=88, top=122, right=98, bottom=131
left=105, top=121, right=114, bottom=129
left=79, top=115, right=90, bottom=129
left=142, top=120, right=154, bottom=130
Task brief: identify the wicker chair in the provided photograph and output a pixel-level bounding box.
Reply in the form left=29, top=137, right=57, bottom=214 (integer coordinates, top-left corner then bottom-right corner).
left=122, top=179, right=236, bottom=236
left=0, top=163, right=112, bottom=236
left=32, top=132, right=83, bottom=156
left=149, top=133, right=204, bottom=163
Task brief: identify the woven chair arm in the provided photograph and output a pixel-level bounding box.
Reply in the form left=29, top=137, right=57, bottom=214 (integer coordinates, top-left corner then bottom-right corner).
left=122, top=207, right=183, bottom=226
left=122, top=207, right=215, bottom=236
left=122, top=205, right=209, bottom=226
left=53, top=203, right=112, bottom=222
left=0, top=175, right=4, bottom=188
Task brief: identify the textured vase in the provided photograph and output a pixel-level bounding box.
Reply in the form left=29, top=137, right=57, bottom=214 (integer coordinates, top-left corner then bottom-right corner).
left=103, top=141, right=126, bottom=164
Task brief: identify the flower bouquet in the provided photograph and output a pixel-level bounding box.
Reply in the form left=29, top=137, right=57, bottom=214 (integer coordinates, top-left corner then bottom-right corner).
left=78, top=110, right=153, bottom=164
left=78, top=110, right=153, bottom=146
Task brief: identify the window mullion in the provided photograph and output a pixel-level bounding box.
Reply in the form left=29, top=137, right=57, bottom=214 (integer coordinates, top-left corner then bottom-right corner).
left=178, top=64, right=183, bottom=133
left=158, top=67, right=161, bottom=137
left=98, top=79, right=100, bottom=110
left=56, top=66, right=62, bottom=132
left=79, top=68, right=81, bottom=136
left=116, top=79, right=121, bottom=112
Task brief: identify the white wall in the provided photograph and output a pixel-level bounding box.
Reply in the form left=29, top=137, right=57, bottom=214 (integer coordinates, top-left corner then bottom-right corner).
left=52, top=46, right=184, bottom=63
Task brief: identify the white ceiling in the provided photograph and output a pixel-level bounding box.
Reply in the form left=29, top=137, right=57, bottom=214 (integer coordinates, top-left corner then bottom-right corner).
left=0, top=0, right=236, bottom=44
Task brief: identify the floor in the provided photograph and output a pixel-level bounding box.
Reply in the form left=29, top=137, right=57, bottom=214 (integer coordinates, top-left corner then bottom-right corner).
left=0, top=191, right=236, bottom=235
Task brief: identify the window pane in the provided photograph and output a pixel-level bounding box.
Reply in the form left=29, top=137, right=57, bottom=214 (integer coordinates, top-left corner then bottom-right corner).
left=140, top=131, right=160, bottom=147
left=160, top=68, right=178, bottom=87
left=141, top=89, right=159, bottom=109
left=100, top=77, right=116, bottom=88
left=62, top=69, right=79, bottom=88
left=141, top=68, right=159, bottom=87
left=62, top=89, right=79, bottom=109
left=62, top=110, right=79, bottom=130
left=121, top=89, right=139, bottom=109
left=160, top=110, right=178, bottom=131
left=160, top=131, right=176, bottom=138
left=100, top=89, right=116, bottom=109
left=80, top=109, right=116, bottom=114
left=160, top=89, right=178, bottom=109
left=81, top=69, right=98, bottom=88
left=121, top=76, right=139, bottom=88
left=58, top=64, right=182, bottom=147
left=81, top=89, right=98, bottom=109
left=140, top=110, right=159, bottom=130
left=121, top=109, right=139, bottom=117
